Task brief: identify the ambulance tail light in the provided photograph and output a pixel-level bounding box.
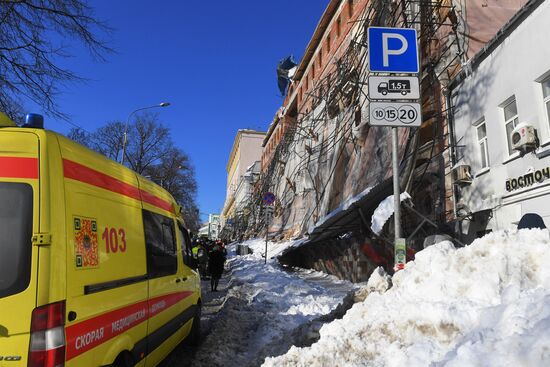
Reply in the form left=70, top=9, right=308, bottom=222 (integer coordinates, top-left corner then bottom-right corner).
left=28, top=301, right=66, bottom=367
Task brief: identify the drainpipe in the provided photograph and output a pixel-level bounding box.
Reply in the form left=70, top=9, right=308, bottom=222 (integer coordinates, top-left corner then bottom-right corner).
left=445, top=87, right=461, bottom=238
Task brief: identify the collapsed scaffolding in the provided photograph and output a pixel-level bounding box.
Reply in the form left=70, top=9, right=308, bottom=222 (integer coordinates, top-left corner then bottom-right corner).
left=234, top=0, right=469, bottom=251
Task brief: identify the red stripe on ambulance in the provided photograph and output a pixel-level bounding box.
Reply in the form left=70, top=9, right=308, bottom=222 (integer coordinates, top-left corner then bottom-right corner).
left=0, top=157, right=38, bottom=179
left=65, top=291, right=193, bottom=361
left=149, top=291, right=193, bottom=317
left=66, top=299, right=148, bottom=360
left=139, top=189, right=174, bottom=213
left=63, top=159, right=173, bottom=213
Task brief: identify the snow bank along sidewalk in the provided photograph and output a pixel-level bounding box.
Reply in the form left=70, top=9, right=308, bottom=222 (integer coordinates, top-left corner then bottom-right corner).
left=265, top=229, right=550, bottom=367
left=186, top=238, right=358, bottom=367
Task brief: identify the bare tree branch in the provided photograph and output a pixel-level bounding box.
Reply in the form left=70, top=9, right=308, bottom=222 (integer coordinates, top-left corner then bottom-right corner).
left=0, top=0, right=112, bottom=121
left=66, top=113, right=201, bottom=231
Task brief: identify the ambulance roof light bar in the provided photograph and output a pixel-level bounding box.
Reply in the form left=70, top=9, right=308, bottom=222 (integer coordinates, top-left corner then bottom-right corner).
left=23, top=113, right=44, bottom=129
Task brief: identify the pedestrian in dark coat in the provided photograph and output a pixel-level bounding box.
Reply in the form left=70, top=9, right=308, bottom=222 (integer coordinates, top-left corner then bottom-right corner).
left=208, top=245, right=226, bottom=291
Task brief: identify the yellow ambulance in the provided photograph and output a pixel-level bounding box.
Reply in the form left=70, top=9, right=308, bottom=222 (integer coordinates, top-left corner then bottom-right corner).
left=0, top=113, right=201, bottom=367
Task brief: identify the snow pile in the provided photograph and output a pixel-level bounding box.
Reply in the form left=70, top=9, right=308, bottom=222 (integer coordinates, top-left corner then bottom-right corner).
left=355, top=266, right=393, bottom=302
left=371, top=191, right=411, bottom=234
left=365, top=266, right=392, bottom=294
left=264, top=229, right=550, bottom=366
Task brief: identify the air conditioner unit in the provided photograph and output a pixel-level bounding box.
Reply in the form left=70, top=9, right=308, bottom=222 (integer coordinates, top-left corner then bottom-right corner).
left=511, top=123, right=538, bottom=152
left=452, top=164, right=472, bottom=185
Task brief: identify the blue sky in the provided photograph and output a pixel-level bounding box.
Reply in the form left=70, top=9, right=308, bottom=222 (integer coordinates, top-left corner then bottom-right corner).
left=36, top=1, right=328, bottom=221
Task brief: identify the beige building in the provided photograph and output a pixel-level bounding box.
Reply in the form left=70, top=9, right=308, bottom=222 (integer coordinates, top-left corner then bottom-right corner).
left=221, top=130, right=265, bottom=228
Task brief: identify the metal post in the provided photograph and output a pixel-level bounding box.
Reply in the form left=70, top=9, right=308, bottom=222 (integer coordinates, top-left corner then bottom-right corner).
left=392, top=127, right=402, bottom=239
left=264, top=206, right=268, bottom=264
left=121, top=131, right=128, bottom=165
left=392, top=126, right=407, bottom=271
left=121, top=102, right=170, bottom=164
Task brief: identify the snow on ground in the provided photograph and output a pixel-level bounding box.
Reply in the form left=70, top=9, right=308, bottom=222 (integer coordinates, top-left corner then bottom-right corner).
left=179, top=238, right=358, bottom=367
left=264, top=229, right=550, bottom=367
left=240, top=237, right=299, bottom=259
left=371, top=191, right=411, bottom=234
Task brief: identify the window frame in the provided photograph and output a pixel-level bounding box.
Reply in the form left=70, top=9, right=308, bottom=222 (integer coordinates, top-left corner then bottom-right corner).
left=502, top=98, right=519, bottom=156
left=177, top=222, right=194, bottom=268
left=541, top=76, right=550, bottom=132
left=475, top=119, right=490, bottom=170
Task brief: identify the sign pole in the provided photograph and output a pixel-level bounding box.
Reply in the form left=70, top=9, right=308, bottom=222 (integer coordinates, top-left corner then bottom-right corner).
left=392, top=126, right=402, bottom=239
left=368, top=26, right=419, bottom=271
left=262, top=192, right=276, bottom=265
left=392, top=127, right=407, bottom=272
left=264, top=206, right=268, bottom=264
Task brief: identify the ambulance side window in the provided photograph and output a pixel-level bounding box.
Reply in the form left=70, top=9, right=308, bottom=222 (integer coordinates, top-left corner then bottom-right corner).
left=143, top=210, right=178, bottom=278
left=177, top=223, right=193, bottom=267
left=0, top=183, right=33, bottom=298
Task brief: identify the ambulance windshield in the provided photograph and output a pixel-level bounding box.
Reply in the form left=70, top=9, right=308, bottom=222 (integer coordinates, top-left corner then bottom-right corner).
left=0, top=183, right=33, bottom=298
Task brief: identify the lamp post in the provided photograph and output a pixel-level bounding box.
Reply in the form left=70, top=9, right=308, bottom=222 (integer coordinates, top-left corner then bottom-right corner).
left=120, top=102, right=170, bottom=164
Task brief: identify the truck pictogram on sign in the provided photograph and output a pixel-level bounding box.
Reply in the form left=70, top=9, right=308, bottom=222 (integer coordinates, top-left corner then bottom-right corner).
left=368, top=76, right=420, bottom=100
left=378, top=80, right=411, bottom=96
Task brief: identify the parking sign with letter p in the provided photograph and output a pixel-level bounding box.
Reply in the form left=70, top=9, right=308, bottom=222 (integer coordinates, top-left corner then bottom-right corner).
left=368, top=27, right=419, bottom=73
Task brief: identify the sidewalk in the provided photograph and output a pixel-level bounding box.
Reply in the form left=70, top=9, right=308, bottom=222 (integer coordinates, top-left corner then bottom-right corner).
left=161, top=240, right=359, bottom=367
left=160, top=272, right=230, bottom=367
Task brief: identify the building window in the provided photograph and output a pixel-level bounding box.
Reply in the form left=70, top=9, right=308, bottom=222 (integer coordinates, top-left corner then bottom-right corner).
left=327, top=34, right=331, bottom=54
left=503, top=98, right=519, bottom=155
left=476, top=120, right=490, bottom=169
left=541, top=76, right=550, bottom=128
left=348, top=0, right=354, bottom=17
left=336, top=17, right=341, bottom=38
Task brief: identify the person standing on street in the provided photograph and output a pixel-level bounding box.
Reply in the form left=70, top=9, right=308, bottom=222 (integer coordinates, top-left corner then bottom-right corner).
left=208, top=244, right=226, bottom=291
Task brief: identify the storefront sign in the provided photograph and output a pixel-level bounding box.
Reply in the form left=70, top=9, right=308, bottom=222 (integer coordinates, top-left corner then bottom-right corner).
left=505, top=167, right=550, bottom=191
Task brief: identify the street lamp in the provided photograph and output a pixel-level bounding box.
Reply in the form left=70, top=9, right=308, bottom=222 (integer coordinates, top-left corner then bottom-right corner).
left=120, top=102, right=171, bottom=164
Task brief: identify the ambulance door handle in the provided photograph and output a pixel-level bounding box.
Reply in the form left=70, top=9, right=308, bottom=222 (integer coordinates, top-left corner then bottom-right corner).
left=175, top=278, right=181, bottom=283
left=181, top=277, right=188, bottom=282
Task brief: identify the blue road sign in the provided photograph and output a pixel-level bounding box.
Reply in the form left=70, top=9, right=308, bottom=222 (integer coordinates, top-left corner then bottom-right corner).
left=368, top=27, right=419, bottom=73
left=263, top=192, right=276, bottom=205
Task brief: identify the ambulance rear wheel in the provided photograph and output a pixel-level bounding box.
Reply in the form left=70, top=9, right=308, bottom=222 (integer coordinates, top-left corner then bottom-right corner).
left=187, top=304, right=201, bottom=346
left=112, top=352, right=133, bottom=367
